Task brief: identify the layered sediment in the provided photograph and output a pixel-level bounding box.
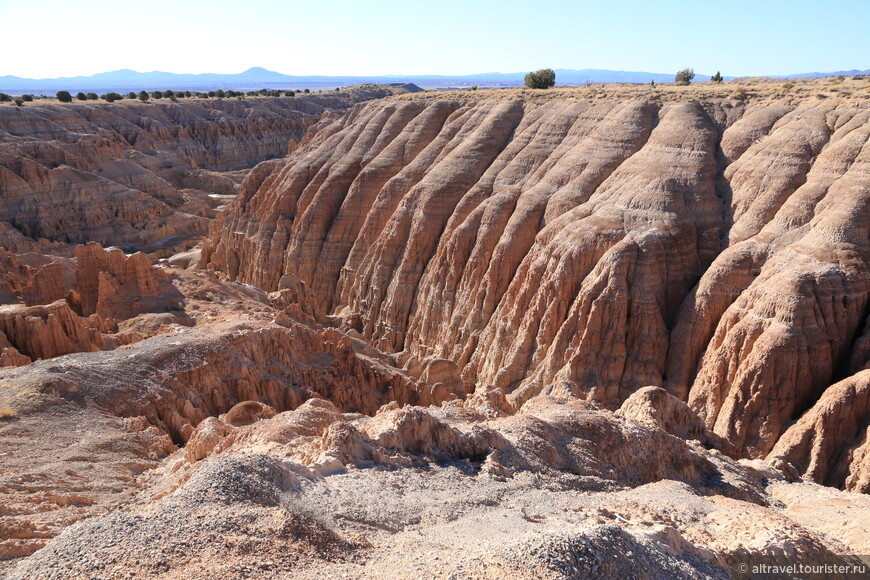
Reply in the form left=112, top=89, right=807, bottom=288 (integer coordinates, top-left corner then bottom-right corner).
left=4, top=83, right=870, bottom=578
left=0, top=243, right=184, bottom=368
left=0, top=87, right=411, bottom=255
left=204, top=89, right=870, bottom=487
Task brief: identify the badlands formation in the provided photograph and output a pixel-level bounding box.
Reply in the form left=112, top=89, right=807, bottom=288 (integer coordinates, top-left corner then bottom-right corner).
left=0, top=86, right=409, bottom=256
left=1, top=81, right=870, bottom=578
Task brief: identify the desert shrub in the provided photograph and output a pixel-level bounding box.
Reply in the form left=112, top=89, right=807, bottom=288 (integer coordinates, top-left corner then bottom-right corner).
left=711, top=71, right=723, bottom=83
left=76, top=92, right=87, bottom=100
left=151, top=91, right=163, bottom=99
left=185, top=91, right=192, bottom=97
left=285, top=90, right=295, bottom=97
left=102, top=92, right=123, bottom=102
left=57, top=91, right=73, bottom=102
left=304, top=88, right=310, bottom=93
left=216, top=89, right=225, bottom=98
left=21, top=94, right=33, bottom=101
left=126, top=92, right=136, bottom=99
left=675, top=68, right=695, bottom=85
left=138, top=90, right=149, bottom=101
left=14, top=98, right=23, bottom=107
left=0, top=93, right=10, bottom=102
left=86, top=92, right=98, bottom=100
left=524, top=68, right=556, bottom=89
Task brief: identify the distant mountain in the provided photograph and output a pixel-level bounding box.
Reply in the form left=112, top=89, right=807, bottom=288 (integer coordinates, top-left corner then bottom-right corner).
left=783, top=68, right=870, bottom=79
left=0, top=67, right=315, bottom=93
left=0, top=67, right=713, bottom=93
left=0, top=66, right=865, bottom=93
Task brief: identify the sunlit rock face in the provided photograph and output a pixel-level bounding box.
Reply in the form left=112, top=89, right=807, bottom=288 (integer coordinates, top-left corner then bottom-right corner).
left=205, top=92, right=870, bottom=477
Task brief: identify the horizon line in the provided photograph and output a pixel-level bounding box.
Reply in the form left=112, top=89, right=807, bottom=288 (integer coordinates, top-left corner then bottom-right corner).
left=3, top=65, right=868, bottom=81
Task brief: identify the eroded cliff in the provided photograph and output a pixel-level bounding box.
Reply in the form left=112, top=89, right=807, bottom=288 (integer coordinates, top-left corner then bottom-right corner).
left=0, top=87, right=409, bottom=255
left=204, top=88, right=870, bottom=490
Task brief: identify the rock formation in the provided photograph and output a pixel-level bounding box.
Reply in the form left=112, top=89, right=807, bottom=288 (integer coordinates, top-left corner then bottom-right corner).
left=768, top=369, right=870, bottom=493
left=616, top=386, right=733, bottom=454
left=0, top=300, right=104, bottom=363
left=0, top=87, right=410, bottom=255
left=0, top=249, right=74, bottom=306
left=74, top=242, right=182, bottom=319
left=204, top=90, right=870, bottom=489
left=6, top=348, right=870, bottom=578
left=3, top=83, right=870, bottom=578
left=0, top=242, right=186, bottom=367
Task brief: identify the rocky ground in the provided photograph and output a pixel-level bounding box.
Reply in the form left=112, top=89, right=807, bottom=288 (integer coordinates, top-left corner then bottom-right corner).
left=0, top=244, right=866, bottom=578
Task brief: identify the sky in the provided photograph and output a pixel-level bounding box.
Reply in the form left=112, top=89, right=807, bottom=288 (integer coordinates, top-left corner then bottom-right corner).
left=1, top=0, right=867, bottom=79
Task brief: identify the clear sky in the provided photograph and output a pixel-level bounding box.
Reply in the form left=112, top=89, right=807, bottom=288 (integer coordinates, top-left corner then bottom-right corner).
left=1, top=0, right=867, bottom=78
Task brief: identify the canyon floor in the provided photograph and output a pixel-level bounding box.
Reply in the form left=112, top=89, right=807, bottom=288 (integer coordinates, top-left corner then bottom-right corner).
left=2, top=79, right=870, bottom=579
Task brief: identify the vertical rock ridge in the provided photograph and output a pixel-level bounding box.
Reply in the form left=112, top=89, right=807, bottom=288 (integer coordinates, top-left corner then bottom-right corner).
left=204, top=94, right=870, bottom=480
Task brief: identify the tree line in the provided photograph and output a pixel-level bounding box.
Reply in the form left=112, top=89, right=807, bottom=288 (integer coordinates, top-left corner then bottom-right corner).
left=0, top=88, right=327, bottom=105
left=52, top=88, right=317, bottom=103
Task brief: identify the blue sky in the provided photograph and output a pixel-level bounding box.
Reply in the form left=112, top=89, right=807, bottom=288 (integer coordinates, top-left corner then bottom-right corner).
left=1, top=0, right=867, bottom=78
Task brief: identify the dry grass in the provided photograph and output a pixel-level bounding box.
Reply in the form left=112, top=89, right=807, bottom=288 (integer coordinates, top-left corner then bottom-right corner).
left=393, top=76, right=870, bottom=106
left=0, top=406, right=18, bottom=420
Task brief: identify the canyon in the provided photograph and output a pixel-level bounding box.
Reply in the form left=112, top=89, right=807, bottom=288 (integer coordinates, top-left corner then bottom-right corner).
left=2, top=81, right=870, bottom=578
left=0, top=86, right=413, bottom=256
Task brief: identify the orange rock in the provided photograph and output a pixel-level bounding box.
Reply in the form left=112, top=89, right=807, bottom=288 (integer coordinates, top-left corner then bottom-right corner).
left=223, top=401, right=278, bottom=426
left=0, top=300, right=104, bottom=364
left=75, top=243, right=182, bottom=319
left=0, top=249, right=73, bottom=306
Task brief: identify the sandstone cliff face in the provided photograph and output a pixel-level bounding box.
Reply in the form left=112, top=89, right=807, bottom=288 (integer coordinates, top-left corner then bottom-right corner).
left=0, top=88, right=404, bottom=255
left=768, top=369, right=870, bottom=493
left=74, top=242, right=182, bottom=319
left=0, top=249, right=74, bottom=306
left=204, top=92, right=870, bottom=487
left=0, top=300, right=104, bottom=364
left=0, top=243, right=184, bottom=367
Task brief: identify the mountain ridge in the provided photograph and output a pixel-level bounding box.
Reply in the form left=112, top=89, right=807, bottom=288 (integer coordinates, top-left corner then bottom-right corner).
left=2, top=66, right=866, bottom=93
